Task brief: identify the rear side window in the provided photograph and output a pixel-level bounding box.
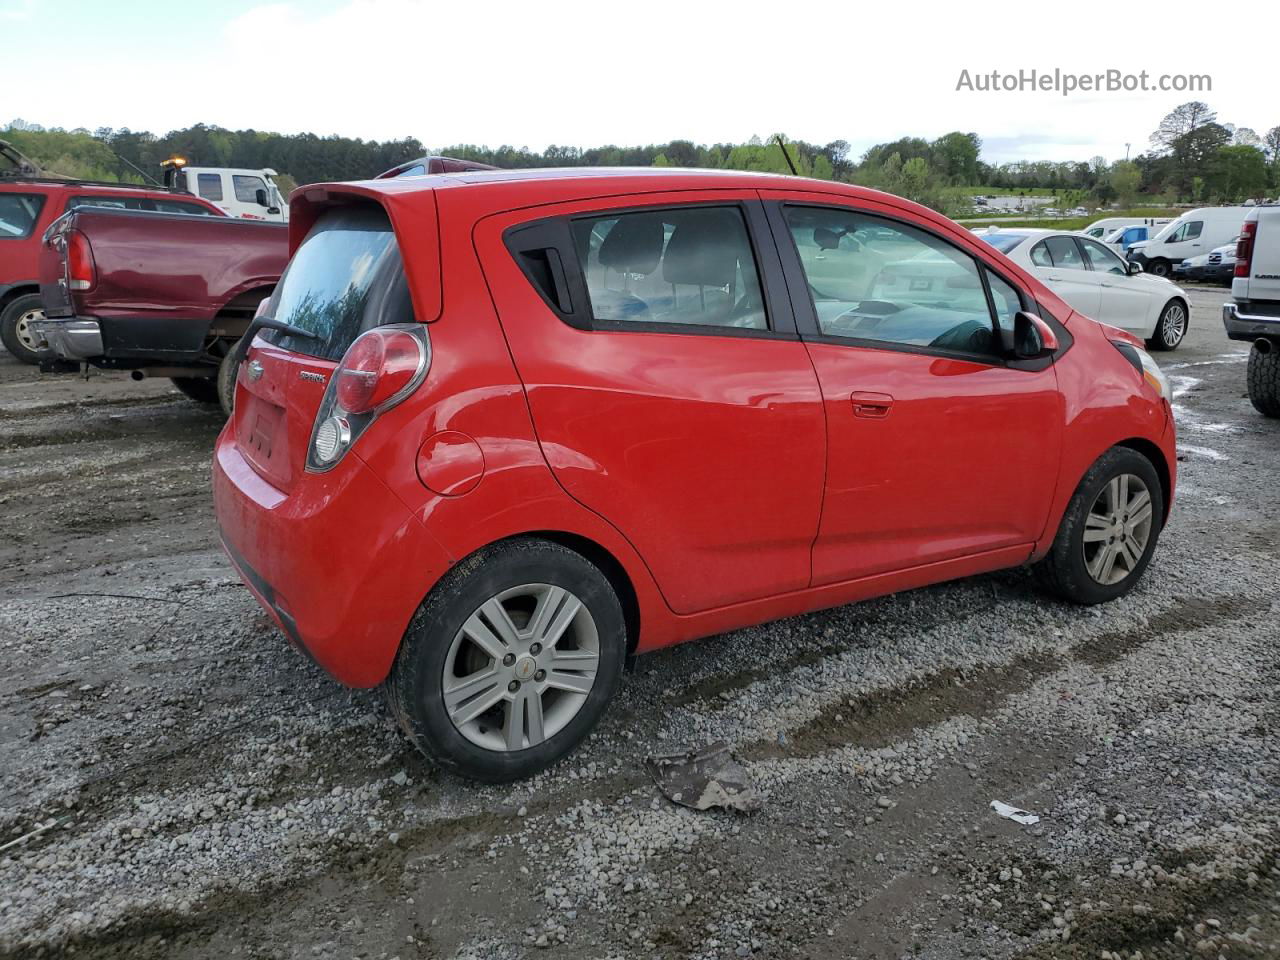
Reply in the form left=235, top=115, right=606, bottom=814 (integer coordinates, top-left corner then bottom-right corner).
left=152, top=199, right=216, bottom=215
left=570, top=207, right=767, bottom=330
left=263, top=205, right=413, bottom=361
left=70, top=195, right=217, bottom=216
left=0, top=192, right=46, bottom=238
left=784, top=206, right=999, bottom=358
left=197, top=174, right=224, bottom=201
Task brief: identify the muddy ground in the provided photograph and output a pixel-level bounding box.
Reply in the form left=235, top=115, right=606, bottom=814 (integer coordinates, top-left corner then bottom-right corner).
left=1, top=285, right=1277, bottom=959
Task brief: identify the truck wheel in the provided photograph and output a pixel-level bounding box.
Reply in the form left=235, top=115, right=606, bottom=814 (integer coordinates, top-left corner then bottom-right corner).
left=1247, top=340, right=1280, bottom=418
left=1145, top=299, right=1188, bottom=351
left=1034, top=447, right=1164, bottom=605
left=1145, top=258, right=1171, bottom=278
left=386, top=538, right=626, bottom=783
left=1, top=294, right=49, bottom=365
left=217, top=340, right=245, bottom=417
left=170, top=376, right=220, bottom=405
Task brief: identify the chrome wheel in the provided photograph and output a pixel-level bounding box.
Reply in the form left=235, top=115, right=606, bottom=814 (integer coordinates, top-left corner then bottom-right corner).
left=1160, top=302, right=1186, bottom=348
left=1082, top=474, right=1154, bottom=586
left=15, top=307, right=44, bottom=352
left=443, top=583, right=599, bottom=752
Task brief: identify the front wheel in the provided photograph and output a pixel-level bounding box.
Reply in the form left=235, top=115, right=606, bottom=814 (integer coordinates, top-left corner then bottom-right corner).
left=1247, top=340, right=1280, bottom=418
left=1145, top=258, right=1171, bottom=279
left=1035, top=447, right=1164, bottom=605
left=1146, top=299, right=1188, bottom=351
left=0, top=293, right=49, bottom=365
left=385, top=538, right=626, bottom=782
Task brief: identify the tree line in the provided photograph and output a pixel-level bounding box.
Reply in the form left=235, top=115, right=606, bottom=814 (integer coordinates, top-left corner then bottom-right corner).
left=5, top=101, right=1277, bottom=218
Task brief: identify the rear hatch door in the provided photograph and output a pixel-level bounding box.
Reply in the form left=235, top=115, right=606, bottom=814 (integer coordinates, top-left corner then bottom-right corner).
left=233, top=203, right=413, bottom=492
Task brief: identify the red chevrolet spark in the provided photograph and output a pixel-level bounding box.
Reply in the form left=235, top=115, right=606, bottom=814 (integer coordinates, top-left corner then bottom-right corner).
left=213, top=169, right=1176, bottom=781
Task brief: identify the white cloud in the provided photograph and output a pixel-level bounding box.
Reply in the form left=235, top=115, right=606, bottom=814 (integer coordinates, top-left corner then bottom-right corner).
left=7, top=0, right=1277, bottom=164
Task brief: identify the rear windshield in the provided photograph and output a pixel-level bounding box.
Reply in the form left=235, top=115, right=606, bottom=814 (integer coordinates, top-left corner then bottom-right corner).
left=979, top=233, right=1025, bottom=254
left=0, top=192, right=46, bottom=238
left=263, top=204, right=413, bottom=361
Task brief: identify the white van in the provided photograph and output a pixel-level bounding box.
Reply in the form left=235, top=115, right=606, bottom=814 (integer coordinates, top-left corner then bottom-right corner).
left=177, top=166, right=289, bottom=222
left=1081, top=216, right=1170, bottom=240
left=1127, top=206, right=1253, bottom=278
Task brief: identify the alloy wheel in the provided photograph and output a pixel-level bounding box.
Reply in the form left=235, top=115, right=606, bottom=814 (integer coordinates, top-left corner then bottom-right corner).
left=442, top=583, right=600, bottom=752
left=1160, top=303, right=1186, bottom=348
left=15, top=307, right=45, bottom=352
left=1082, top=473, right=1154, bottom=585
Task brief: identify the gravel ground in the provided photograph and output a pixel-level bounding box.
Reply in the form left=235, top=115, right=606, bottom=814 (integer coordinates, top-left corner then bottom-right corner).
left=1, top=284, right=1277, bottom=960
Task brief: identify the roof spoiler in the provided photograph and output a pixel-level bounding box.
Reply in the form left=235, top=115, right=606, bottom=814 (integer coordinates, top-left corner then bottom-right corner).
left=374, top=155, right=498, bottom=179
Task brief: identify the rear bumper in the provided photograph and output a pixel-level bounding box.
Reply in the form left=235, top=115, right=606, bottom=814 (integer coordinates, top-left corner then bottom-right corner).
left=29, top=317, right=103, bottom=360
left=212, top=431, right=452, bottom=688
left=1223, top=301, right=1280, bottom=342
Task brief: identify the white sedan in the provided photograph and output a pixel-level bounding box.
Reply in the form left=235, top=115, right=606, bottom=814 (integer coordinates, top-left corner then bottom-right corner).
left=978, top=228, right=1190, bottom=350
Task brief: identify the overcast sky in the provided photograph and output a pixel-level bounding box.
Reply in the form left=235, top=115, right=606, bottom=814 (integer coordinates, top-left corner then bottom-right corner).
left=4, top=0, right=1276, bottom=165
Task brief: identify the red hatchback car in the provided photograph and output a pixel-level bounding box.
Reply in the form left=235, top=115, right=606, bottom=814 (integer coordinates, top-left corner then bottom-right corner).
left=213, top=169, right=1176, bottom=781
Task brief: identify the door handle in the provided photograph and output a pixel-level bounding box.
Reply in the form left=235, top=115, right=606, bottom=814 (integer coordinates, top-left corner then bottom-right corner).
left=1045, top=276, right=1062, bottom=282
left=851, top=391, right=894, bottom=419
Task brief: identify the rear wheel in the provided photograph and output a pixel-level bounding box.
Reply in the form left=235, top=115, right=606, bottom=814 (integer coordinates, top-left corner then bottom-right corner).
left=1145, top=299, right=1188, bottom=351
left=1247, top=340, right=1280, bottom=418
left=1036, top=447, right=1164, bottom=605
left=216, top=340, right=244, bottom=417
left=170, top=375, right=219, bottom=405
left=0, top=294, right=49, bottom=365
left=386, top=538, right=626, bottom=782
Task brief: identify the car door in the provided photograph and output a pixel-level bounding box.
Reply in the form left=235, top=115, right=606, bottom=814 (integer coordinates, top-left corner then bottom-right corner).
left=1033, top=234, right=1102, bottom=318
left=474, top=193, right=827, bottom=615
left=1078, top=236, right=1154, bottom=335
left=762, top=192, right=1064, bottom=585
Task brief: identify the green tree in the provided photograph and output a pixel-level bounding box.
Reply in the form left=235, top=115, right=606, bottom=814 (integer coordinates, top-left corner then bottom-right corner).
left=1109, top=161, right=1141, bottom=206
left=1207, top=145, right=1269, bottom=200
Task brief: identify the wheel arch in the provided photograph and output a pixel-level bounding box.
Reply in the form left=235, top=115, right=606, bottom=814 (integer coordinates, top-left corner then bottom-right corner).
left=0, top=284, right=41, bottom=312
left=1115, top=436, right=1173, bottom=524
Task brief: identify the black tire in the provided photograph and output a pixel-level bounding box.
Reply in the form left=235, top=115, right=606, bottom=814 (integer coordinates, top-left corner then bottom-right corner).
left=1145, top=298, right=1188, bottom=352
left=217, top=341, right=244, bottom=417
left=0, top=293, right=49, bottom=365
left=386, top=538, right=626, bottom=783
left=1247, top=341, right=1280, bottom=418
left=170, top=376, right=220, bottom=405
left=1145, top=258, right=1171, bottom=279
left=1035, top=447, right=1164, bottom=605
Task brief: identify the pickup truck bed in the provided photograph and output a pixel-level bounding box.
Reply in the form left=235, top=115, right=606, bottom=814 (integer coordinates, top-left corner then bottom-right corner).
left=35, top=207, right=288, bottom=412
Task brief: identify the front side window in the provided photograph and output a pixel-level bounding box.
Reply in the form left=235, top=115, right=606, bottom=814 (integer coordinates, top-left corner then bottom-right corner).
left=233, top=175, right=268, bottom=204
left=197, top=173, right=224, bottom=201
left=571, top=206, right=767, bottom=330
left=1043, top=236, right=1086, bottom=270
left=1168, top=220, right=1203, bottom=243
left=784, top=206, right=1000, bottom=357
left=264, top=205, right=412, bottom=361
left=0, top=192, right=46, bottom=238
left=1080, top=238, right=1128, bottom=275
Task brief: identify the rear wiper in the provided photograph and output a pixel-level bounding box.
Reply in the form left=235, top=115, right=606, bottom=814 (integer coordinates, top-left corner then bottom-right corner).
left=243, top=315, right=320, bottom=344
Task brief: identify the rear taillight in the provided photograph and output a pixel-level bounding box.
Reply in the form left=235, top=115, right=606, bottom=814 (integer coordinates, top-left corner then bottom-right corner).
left=66, top=230, right=96, bottom=291
left=306, top=325, right=430, bottom=472
left=1236, top=221, right=1255, bottom=278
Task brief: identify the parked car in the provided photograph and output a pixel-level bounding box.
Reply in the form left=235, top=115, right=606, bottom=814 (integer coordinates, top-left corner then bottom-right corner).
left=1127, top=206, right=1253, bottom=277
left=1172, top=252, right=1208, bottom=281
left=375, top=155, right=498, bottom=178
left=980, top=229, right=1190, bottom=350
left=1099, top=224, right=1158, bottom=257
left=1223, top=204, right=1280, bottom=416
left=1082, top=217, right=1170, bottom=241
left=213, top=169, right=1177, bottom=781
left=0, top=176, right=224, bottom=363
left=32, top=205, right=287, bottom=411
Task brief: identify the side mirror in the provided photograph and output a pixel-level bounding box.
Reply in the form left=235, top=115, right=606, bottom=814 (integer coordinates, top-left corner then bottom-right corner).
left=254, top=188, right=269, bottom=207
left=267, top=206, right=281, bottom=215
left=1127, top=260, right=1143, bottom=275
left=1002, top=311, right=1059, bottom=360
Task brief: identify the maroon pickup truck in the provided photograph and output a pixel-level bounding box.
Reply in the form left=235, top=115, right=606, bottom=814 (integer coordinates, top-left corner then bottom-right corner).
left=34, top=206, right=288, bottom=412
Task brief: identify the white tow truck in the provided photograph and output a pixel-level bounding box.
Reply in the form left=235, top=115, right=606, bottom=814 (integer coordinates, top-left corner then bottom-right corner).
left=161, top=157, right=289, bottom=222
left=1223, top=205, right=1280, bottom=416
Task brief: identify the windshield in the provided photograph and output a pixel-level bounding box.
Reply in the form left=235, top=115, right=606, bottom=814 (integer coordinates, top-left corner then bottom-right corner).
left=979, top=233, right=1025, bottom=254
left=263, top=204, right=413, bottom=361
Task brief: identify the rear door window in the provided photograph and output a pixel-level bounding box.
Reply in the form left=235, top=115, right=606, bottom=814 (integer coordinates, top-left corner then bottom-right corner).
left=197, top=174, right=224, bottom=201
left=262, top=205, right=413, bottom=361
left=0, top=192, right=46, bottom=238
left=1043, top=236, right=1085, bottom=269
left=570, top=206, right=767, bottom=330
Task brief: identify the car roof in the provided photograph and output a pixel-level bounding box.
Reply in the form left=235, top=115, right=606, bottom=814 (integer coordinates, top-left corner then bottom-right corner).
left=0, top=178, right=195, bottom=198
